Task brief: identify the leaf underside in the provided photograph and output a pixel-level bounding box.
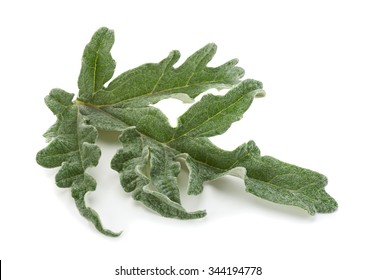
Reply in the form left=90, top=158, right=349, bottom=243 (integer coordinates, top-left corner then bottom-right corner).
left=37, top=27, right=338, bottom=236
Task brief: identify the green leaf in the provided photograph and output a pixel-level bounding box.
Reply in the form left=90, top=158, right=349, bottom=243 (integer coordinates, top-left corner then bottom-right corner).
left=37, top=27, right=337, bottom=237
left=111, top=127, right=206, bottom=219
left=36, top=89, right=120, bottom=237
left=76, top=30, right=244, bottom=107
left=171, top=79, right=264, bottom=139
left=78, top=27, right=115, bottom=101
left=242, top=155, right=338, bottom=214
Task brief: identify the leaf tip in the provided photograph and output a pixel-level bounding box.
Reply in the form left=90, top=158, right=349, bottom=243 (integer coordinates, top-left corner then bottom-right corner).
left=102, top=229, right=123, bottom=238
left=199, top=43, right=218, bottom=59
left=95, top=26, right=115, bottom=38
left=204, top=42, right=217, bottom=50
left=315, top=196, right=339, bottom=214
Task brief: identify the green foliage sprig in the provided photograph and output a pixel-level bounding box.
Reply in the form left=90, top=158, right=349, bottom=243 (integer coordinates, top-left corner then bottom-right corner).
left=37, top=27, right=337, bottom=236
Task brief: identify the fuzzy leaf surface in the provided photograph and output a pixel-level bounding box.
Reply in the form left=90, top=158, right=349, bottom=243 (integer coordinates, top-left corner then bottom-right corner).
left=38, top=27, right=247, bottom=235
left=37, top=27, right=338, bottom=237
left=110, top=80, right=337, bottom=215
left=78, top=27, right=116, bottom=101
left=111, top=127, right=206, bottom=219
left=76, top=27, right=244, bottom=107
left=110, top=80, right=264, bottom=214
left=36, top=89, right=120, bottom=237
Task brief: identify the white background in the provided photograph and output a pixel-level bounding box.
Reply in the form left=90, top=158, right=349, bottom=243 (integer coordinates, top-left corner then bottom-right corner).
left=1, top=0, right=374, bottom=279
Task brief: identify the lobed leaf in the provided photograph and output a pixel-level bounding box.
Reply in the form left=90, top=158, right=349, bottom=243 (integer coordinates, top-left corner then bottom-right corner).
left=94, top=44, right=243, bottom=106
left=242, top=155, right=338, bottom=214
left=111, top=127, right=206, bottom=219
left=36, top=89, right=120, bottom=237
left=76, top=27, right=244, bottom=107
left=78, top=27, right=116, bottom=101
left=171, top=79, right=264, bottom=139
